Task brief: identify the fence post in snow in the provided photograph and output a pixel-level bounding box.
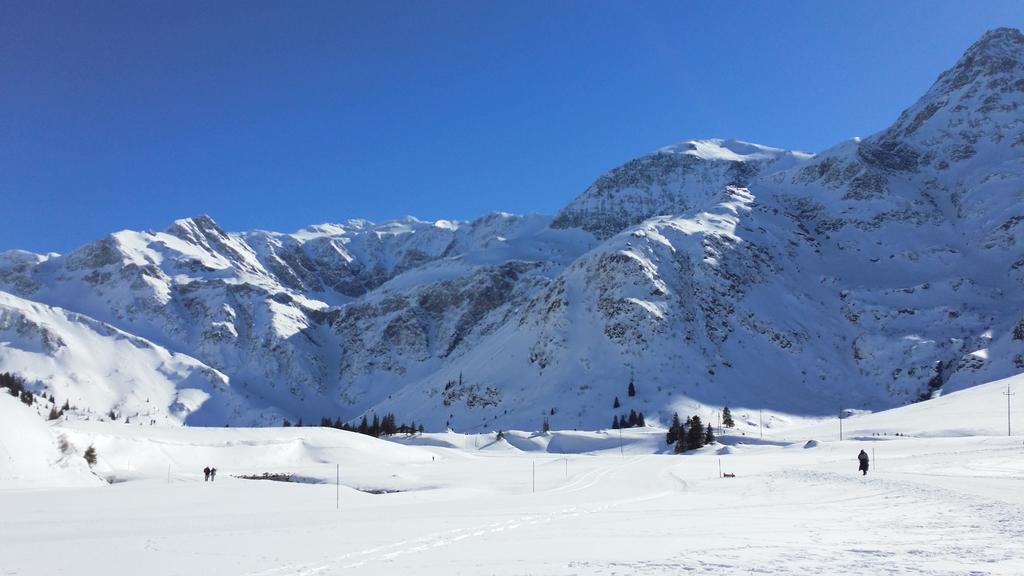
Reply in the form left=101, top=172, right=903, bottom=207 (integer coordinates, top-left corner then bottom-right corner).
left=1005, top=384, right=1015, bottom=437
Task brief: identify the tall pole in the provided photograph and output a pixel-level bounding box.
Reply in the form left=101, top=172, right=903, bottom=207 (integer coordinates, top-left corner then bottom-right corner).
left=1005, top=384, right=1015, bottom=437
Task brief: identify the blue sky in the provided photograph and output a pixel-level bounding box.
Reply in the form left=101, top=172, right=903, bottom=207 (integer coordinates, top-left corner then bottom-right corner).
left=1, top=1, right=1021, bottom=253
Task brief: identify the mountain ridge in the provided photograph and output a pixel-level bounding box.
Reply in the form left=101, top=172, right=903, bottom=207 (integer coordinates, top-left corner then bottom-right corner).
left=1, top=28, right=1022, bottom=430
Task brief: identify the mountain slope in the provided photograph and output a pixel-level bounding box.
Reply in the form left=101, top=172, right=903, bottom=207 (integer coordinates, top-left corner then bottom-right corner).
left=0, top=28, right=1022, bottom=430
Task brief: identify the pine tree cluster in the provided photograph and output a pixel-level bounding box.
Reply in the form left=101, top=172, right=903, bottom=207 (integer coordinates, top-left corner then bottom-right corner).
left=286, top=413, right=423, bottom=438
left=666, top=413, right=716, bottom=453
left=611, top=409, right=646, bottom=429
left=0, top=372, right=35, bottom=406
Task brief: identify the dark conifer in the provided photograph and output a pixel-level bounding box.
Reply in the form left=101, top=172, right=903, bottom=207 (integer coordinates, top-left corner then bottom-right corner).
left=613, top=396, right=620, bottom=409
left=705, top=423, right=715, bottom=445
left=722, top=406, right=735, bottom=428
left=83, top=445, right=97, bottom=467
left=612, top=415, right=620, bottom=429
left=666, top=412, right=681, bottom=445
left=686, top=416, right=705, bottom=450
left=627, top=380, right=636, bottom=397
left=674, top=431, right=687, bottom=454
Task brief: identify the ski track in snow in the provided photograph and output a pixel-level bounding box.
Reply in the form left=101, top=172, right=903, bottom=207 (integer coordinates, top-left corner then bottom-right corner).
left=239, top=455, right=657, bottom=575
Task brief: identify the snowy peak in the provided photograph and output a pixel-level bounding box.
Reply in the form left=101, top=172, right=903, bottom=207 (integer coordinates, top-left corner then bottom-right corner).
left=877, top=27, right=1024, bottom=161
left=551, top=138, right=810, bottom=239
left=657, top=139, right=812, bottom=166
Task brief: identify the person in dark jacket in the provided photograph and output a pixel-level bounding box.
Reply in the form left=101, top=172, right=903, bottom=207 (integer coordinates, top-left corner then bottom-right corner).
left=858, top=450, right=870, bottom=476
left=203, top=466, right=211, bottom=481
left=210, top=467, right=217, bottom=482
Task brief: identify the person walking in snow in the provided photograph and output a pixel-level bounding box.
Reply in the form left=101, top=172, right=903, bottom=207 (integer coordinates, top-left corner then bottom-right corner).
left=203, top=466, right=211, bottom=482
left=209, top=467, right=217, bottom=482
left=858, top=450, right=870, bottom=476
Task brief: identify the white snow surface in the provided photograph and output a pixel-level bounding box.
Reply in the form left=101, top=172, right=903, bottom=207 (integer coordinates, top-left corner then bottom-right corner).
left=2, top=373, right=1023, bottom=575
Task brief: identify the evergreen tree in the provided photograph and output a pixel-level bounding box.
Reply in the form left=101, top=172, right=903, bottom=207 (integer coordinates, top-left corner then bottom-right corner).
left=674, top=430, right=687, bottom=454
left=666, top=412, right=681, bottom=445
left=19, top=390, right=33, bottom=406
left=357, top=415, right=369, bottom=434
left=283, top=419, right=292, bottom=427
left=296, top=417, right=303, bottom=427
left=722, top=406, right=735, bottom=428
left=637, top=412, right=646, bottom=427
left=48, top=406, right=60, bottom=420
left=612, top=415, right=620, bottom=429
left=0, top=372, right=26, bottom=397
left=613, top=396, right=620, bottom=409
left=686, top=416, right=705, bottom=450
left=704, top=423, right=715, bottom=445
left=371, top=413, right=381, bottom=437
left=627, top=380, right=636, bottom=397
left=542, top=417, right=550, bottom=433
left=628, top=409, right=638, bottom=427
left=418, top=424, right=425, bottom=433
left=83, top=445, right=97, bottom=467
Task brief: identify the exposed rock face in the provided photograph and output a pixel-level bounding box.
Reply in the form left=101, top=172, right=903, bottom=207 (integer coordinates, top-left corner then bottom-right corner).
left=0, top=29, right=1022, bottom=429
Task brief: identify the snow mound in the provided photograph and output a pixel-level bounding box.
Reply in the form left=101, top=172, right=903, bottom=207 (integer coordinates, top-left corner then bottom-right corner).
left=0, top=394, right=99, bottom=488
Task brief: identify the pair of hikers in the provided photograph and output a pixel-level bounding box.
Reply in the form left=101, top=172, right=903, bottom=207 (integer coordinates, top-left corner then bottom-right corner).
left=858, top=450, right=870, bottom=476
left=203, top=466, right=218, bottom=482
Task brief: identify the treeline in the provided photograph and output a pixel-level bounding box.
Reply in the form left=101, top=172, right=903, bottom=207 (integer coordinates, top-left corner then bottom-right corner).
left=1, top=372, right=35, bottom=406
left=284, top=412, right=423, bottom=437
left=1, top=372, right=68, bottom=419
left=666, top=413, right=715, bottom=453
left=611, top=409, right=646, bottom=429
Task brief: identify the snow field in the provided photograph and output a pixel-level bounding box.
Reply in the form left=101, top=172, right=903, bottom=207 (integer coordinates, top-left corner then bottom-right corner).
left=3, top=374, right=1024, bottom=575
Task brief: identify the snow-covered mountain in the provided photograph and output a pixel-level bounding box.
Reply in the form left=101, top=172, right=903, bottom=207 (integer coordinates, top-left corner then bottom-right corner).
left=2, top=28, right=1022, bottom=430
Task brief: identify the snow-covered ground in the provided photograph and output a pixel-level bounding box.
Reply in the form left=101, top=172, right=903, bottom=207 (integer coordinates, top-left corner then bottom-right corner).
left=2, top=373, right=1022, bottom=575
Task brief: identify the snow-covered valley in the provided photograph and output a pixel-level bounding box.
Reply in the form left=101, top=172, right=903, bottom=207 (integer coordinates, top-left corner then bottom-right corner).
left=2, top=373, right=1022, bottom=575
